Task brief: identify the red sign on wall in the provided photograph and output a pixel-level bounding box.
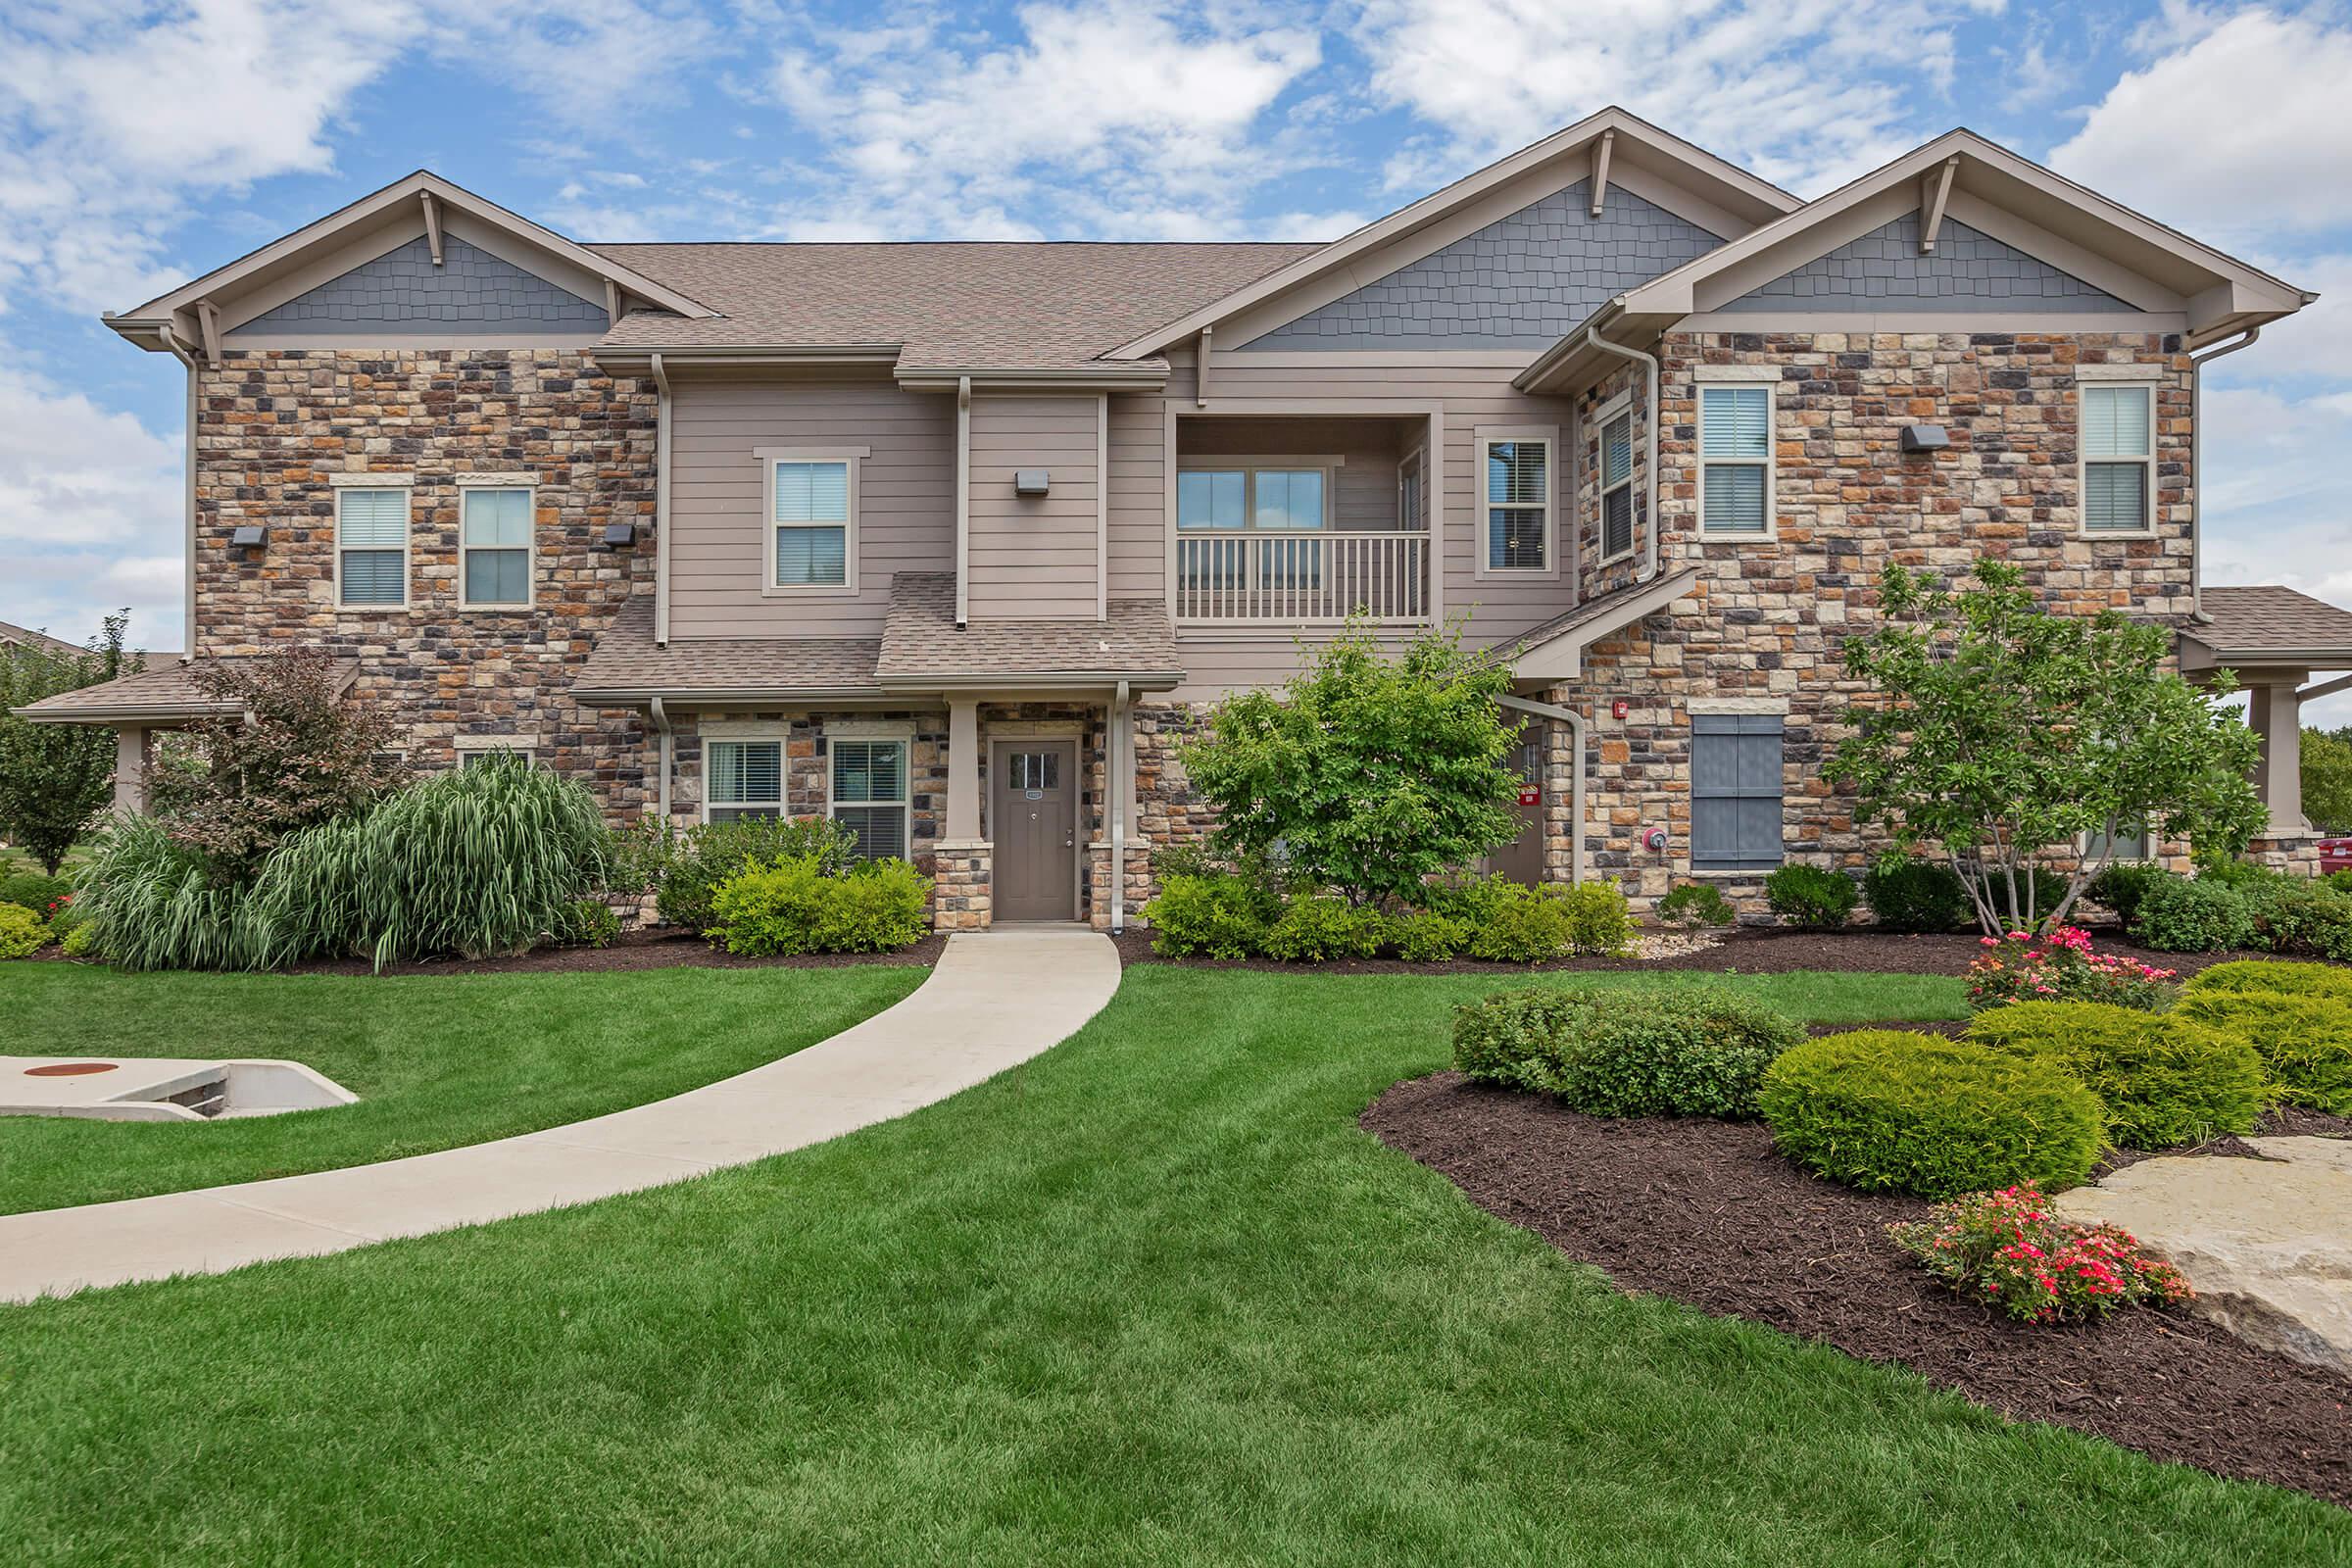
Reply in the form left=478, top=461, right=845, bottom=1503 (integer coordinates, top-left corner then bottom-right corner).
left=1517, top=788, right=1541, bottom=807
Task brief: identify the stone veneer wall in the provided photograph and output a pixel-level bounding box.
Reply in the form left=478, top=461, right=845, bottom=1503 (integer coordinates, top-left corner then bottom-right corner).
left=194, top=348, right=658, bottom=810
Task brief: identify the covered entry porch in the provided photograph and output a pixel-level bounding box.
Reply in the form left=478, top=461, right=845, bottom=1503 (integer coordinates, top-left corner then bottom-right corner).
left=2180, top=586, right=2352, bottom=858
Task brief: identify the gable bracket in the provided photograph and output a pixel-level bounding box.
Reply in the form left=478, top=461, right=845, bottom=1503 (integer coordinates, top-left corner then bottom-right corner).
left=1918, top=157, right=1959, bottom=254
left=420, top=192, right=444, bottom=266
left=1589, top=130, right=1616, bottom=219
left=193, top=299, right=222, bottom=367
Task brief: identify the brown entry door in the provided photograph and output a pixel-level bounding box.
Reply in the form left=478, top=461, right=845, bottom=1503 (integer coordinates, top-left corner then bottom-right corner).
left=992, top=739, right=1078, bottom=921
left=1487, top=729, right=1545, bottom=884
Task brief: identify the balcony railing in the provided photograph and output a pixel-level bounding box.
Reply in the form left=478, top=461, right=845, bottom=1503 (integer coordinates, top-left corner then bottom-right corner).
left=1174, top=531, right=1429, bottom=624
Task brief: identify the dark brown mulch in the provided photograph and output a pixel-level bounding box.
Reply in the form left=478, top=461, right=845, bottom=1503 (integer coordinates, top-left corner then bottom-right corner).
left=1364, top=1072, right=2352, bottom=1507
left=280, top=927, right=946, bottom=977
left=1113, top=924, right=2303, bottom=977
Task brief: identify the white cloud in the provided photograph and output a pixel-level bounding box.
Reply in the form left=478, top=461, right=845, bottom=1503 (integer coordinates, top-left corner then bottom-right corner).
left=2049, top=9, right=2352, bottom=242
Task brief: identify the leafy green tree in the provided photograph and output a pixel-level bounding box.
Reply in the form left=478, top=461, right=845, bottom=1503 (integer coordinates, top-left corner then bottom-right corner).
left=1180, top=621, right=1522, bottom=906
left=1827, top=560, right=2263, bottom=933
left=2304, top=725, right=2352, bottom=834
left=0, top=612, right=136, bottom=872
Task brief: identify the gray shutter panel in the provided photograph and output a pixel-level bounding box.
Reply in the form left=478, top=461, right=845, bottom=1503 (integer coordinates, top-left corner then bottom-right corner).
left=1690, top=714, right=1785, bottom=871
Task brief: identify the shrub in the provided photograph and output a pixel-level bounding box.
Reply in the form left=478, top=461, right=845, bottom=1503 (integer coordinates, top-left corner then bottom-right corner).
left=2084, top=861, right=2176, bottom=928
left=1965, top=925, right=2179, bottom=1011
left=2174, top=991, right=2352, bottom=1115
left=552, top=899, right=620, bottom=949
left=1452, top=990, right=1594, bottom=1092
left=1557, top=988, right=1803, bottom=1117
left=1463, top=881, right=1634, bottom=962
left=1758, top=1032, right=2105, bottom=1197
left=0, top=871, right=73, bottom=913
left=654, top=816, right=858, bottom=934
left=2132, top=875, right=2255, bottom=953
left=2246, top=878, right=2352, bottom=960
left=1143, top=872, right=1278, bottom=958
left=708, top=856, right=931, bottom=956
left=1861, top=858, right=1972, bottom=933
left=58, top=921, right=101, bottom=959
left=1655, top=882, right=1736, bottom=930
left=0, top=902, right=47, bottom=958
left=2182, top=957, right=2352, bottom=1004
left=1764, top=863, right=1857, bottom=927
left=1556, top=881, right=1637, bottom=956
left=73, top=816, right=269, bottom=971
left=1389, top=909, right=1468, bottom=962
left=1262, top=897, right=1385, bottom=962
left=1887, top=1185, right=2191, bottom=1324
left=1415, top=872, right=1507, bottom=928
left=0, top=611, right=137, bottom=873
left=1964, top=1001, right=2267, bottom=1149
left=41, top=892, right=84, bottom=939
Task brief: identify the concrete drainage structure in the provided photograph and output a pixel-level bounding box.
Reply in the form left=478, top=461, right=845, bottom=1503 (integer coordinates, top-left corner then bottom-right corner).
left=3, top=1056, right=358, bottom=1122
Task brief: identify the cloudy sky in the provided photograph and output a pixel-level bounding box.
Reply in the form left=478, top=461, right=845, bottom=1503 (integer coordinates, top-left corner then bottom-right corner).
left=3, top=0, right=2348, bottom=717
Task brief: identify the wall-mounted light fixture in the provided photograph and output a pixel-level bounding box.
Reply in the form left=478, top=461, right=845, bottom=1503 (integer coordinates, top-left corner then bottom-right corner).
left=1013, top=469, right=1051, bottom=497
left=230, top=524, right=267, bottom=548
left=593, top=523, right=639, bottom=552
left=1898, top=423, right=1950, bottom=454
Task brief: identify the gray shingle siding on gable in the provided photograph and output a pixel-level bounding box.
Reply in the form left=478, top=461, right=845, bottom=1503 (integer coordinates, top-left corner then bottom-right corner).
left=1719, top=214, right=2132, bottom=314
left=1242, top=179, right=1723, bottom=351
left=228, top=235, right=609, bottom=336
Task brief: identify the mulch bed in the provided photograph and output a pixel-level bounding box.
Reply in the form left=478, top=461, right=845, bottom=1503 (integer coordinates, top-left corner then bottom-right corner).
left=278, top=927, right=946, bottom=977
left=1114, top=924, right=2298, bottom=978
left=1364, top=1073, right=2352, bottom=1506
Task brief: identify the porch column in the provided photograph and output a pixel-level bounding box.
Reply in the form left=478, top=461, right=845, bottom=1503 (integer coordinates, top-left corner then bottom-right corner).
left=2248, top=679, right=2309, bottom=835
left=946, top=698, right=980, bottom=841
left=112, top=726, right=149, bottom=814
left=934, top=698, right=992, bottom=931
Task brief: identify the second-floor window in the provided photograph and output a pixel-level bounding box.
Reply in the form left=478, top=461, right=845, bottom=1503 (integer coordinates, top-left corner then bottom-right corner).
left=768, top=458, right=854, bottom=590
left=1698, top=385, right=1774, bottom=537
left=336, top=486, right=410, bottom=609
left=2082, top=383, right=2155, bottom=534
left=1599, top=413, right=1635, bottom=561
left=1175, top=466, right=1328, bottom=530
left=461, top=487, right=533, bottom=607
left=1481, top=435, right=1551, bottom=572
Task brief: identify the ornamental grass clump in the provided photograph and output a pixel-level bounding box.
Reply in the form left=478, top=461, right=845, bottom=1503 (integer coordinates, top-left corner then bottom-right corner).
left=1887, top=1185, right=2191, bottom=1325
left=1964, top=925, right=2177, bottom=1011
left=73, top=815, right=272, bottom=971
left=1758, top=1032, right=2105, bottom=1198
left=1963, top=1000, right=2267, bottom=1150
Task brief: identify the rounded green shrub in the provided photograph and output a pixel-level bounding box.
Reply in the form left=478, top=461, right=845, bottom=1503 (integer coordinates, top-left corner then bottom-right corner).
left=552, top=899, right=621, bottom=949
left=2182, top=957, right=2352, bottom=1004
left=1452, top=989, right=1594, bottom=1092
left=2085, top=861, right=2177, bottom=928
left=2175, top=991, right=2352, bottom=1115
left=0, top=871, right=73, bottom=914
left=1656, top=882, right=1736, bottom=930
left=1964, top=1000, right=2267, bottom=1149
left=1389, top=909, right=1467, bottom=962
left=1764, top=863, right=1858, bottom=927
left=1451, top=985, right=1802, bottom=1117
left=653, top=816, right=858, bottom=933
left=708, top=855, right=930, bottom=956
left=1465, top=881, right=1635, bottom=961
left=1861, top=858, right=1972, bottom=933
left=58, top=921, right=101, bottom=959
left=2246, top=879, right=2352, bottom=960
left=0, top=902, right=49, bottom=958
left=1143, top=872, right=1276, bottom=958
left=1262, top=897, right=1384, bottom=962
left=1758, top=1032, right=2105, bottom=1197
left=2132, top=876, right=2255, bottom=953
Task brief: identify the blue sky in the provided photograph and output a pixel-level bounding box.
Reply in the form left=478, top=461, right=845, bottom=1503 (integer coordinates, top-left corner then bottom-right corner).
left=3, top=0, right=2348, bottom=717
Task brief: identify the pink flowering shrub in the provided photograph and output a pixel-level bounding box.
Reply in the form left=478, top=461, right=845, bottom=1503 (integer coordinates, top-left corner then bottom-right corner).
left=1965, top=925, right=2178, bottom=1012
left=1887, top=1184, right=2192, bottom=1324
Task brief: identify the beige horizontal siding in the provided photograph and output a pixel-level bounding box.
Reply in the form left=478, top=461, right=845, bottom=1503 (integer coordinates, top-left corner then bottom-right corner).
left=967, top=394, right=1102, bottom=622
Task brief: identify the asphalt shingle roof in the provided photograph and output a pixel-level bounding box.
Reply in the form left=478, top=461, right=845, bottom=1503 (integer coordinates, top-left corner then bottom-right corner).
left=2187, top=586, right=2352, bottom=659
left=14, top=657, right=356, bottom=722
left=572, top=596, right=883, bottom=702
left=877, top=574, right=1180, bottom=684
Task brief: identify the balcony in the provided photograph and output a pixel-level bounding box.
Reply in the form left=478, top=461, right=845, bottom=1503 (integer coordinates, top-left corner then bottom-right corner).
left=1174, top=532, right=1429, bottom=623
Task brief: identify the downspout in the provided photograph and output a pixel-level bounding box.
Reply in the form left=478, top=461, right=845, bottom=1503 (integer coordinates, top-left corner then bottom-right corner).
left=2187, top=327, right=2260, bottom=624
left=651, top=353, right=672, bottom=646
left=1110, top=678, right=1130, bottom=934
left=648, top=696, right=673, bottom=824
left=956, top=375, right=972, bottom=628
left=157, top=322, right=198, bottom=661
left=1585, top=323, right=1660, bottom=583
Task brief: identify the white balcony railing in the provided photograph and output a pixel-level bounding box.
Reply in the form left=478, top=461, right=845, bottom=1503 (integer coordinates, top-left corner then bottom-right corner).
left=1174, top=531, right=1429, bottom=624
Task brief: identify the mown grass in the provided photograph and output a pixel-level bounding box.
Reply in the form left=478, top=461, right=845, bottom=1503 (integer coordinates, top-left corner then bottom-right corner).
left=0, top=963, right=923, bottom=1213
left=5, top=964, right=2341, bottom=1563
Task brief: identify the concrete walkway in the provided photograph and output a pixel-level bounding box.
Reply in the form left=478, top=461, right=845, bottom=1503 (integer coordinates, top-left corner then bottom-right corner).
left=0, top=928, right=1120, bottom=1304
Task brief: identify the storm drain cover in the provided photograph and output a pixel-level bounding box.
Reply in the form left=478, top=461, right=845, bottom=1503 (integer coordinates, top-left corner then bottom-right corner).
left=23, top=1062, right=119, bottom=1077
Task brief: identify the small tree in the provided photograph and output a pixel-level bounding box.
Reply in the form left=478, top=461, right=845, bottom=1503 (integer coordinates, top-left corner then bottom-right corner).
left=1827, top=561, right=2263, bottom=933
left=1180, top=621, right=1523, bottom=906
left=2303, top=725, right=2352, bottom=835
left=150, top=652, right=410, bottom=882
left=0, top=612, right=137, bottom=872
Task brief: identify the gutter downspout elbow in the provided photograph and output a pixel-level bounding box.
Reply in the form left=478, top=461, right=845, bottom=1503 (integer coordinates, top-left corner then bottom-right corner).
left=2187, top=326, right=2260, bottom=624
left=651, top=354, right=673, bottom=647
left=1110, top=678, right=1130, bottom=935
left=1585, top=322, right=1660, bottom=584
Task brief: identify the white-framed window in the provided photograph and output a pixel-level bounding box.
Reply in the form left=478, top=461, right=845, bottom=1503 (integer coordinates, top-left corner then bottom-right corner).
left=1175, top=460, right=1334, bottom=531
left=460, top=485, right=534, bottom=608
left=454, top=739, right=537, bottom=769
left=335, top=485, right=411, bottom=609
left=2083, top=822, right=2155, bottom=862
left=1597, top=410, right=1636, bottom=563
left=1698, top=384, right=1775, bottom=537
left=2081, top=381, right=2156, bottom=534
left=705, top=738, right=785, bottom=822
left=759, top=450, right=860, bottom=595
left=829, top=736, right=909, bottom=860
left=1478, top=428, right=1554, bottom=574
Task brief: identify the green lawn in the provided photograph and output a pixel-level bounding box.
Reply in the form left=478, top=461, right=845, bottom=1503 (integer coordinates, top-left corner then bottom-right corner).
left=7, top=963, right=2342, bottom=1563
left=0, top=963, right=924, bottom=1214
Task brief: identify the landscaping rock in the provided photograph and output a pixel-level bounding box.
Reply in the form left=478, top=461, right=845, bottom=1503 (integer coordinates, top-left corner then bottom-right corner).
left=2054, top=1136, right=2352, bottom=1374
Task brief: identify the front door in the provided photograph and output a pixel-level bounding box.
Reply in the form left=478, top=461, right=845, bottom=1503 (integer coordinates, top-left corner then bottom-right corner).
left=1487, top=728, right=1545, bottom=884
left=991, top=739, right=1078, bottom=921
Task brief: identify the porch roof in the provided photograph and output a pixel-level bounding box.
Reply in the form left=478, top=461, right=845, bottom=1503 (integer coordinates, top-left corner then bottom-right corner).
left=1508, top=568, right=1703, bottom=681
left=12, top=656, right=359, bottom=724
left=571, top=596, right=884, bottom=707
left=877, top=574, right=1183, bottom=691
left=2179, top=586, right=2352, bottom=672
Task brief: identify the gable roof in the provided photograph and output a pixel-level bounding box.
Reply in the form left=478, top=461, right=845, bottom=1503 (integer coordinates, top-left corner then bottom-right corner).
left=2180, top=586, right=2352, bottom=669
left=0, top=619, right=80, bottom=660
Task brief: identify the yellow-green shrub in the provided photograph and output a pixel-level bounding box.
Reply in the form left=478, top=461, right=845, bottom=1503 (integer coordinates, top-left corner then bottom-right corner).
left=0, top=902, right=48, bottom=958
left=1964, top=1000, right=2266, bottom=1149
left=2174, top=990, right=2352, bottom=1114
left=708, top=856, right=931, bottom=956
left=2182, top=958, right=2352, bottom=1004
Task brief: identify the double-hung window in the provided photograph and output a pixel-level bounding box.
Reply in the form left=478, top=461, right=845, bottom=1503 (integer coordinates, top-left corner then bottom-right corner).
left=1698, top=384, right=1774, bottom=537
left=765, top=456, right=856, bottom=591
left=336, top=485, right=410, bottom=608
left=2082, top=382, right=2155, bottom=534
left=1691, top=714, right=1785, bottom=872
left=1598, top=412, right=1635, bottom=561
left=830, top=738, right=908, bottom=861
left=1480, top=433, right=1551, bottom=572
left=461, top=486, right=533, bottom=607
left=705, top=739, right=784, bottom=822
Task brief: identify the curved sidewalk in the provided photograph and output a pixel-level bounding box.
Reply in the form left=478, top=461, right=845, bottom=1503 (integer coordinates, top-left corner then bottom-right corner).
left=0, top=928, right=1120, bottom=1304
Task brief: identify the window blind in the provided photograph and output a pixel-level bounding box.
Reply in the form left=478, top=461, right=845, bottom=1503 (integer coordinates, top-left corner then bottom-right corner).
left=2082, top=385, right=2150, bottom=459
left=832, top=739, right=908, bottom=860
left=338, top=489, right=407, bottom=606
left=1484, top=439, right=1547, bottom=569
left=708, top=740, right=783, bottom=822
left=1600, top=415, right=1634, bottom=559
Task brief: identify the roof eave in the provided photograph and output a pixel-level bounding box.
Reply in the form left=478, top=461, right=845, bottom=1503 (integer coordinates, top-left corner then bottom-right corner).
left=875, top=669, right=1185, bottom=693
left=15, top=701, right=238, bottom=724
left=1509, top=568, right=1703, bottom=681
left=571, top=684, right=887, bottom=708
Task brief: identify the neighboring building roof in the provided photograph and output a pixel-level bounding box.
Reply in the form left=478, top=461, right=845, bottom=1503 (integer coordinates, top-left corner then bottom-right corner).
left=14, top=656, right=358, bottom=724
left=876, top=574, right=1182, bottom=689
left=0, top=619, right=81, bottom=659
left=572, top=596, right=883, bottom=705
left=2180, top=586, right=2352, bottom=667
left=1509, top=568, right=1704, bottom=681
left=591, top=242, right=1313, bottom=375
